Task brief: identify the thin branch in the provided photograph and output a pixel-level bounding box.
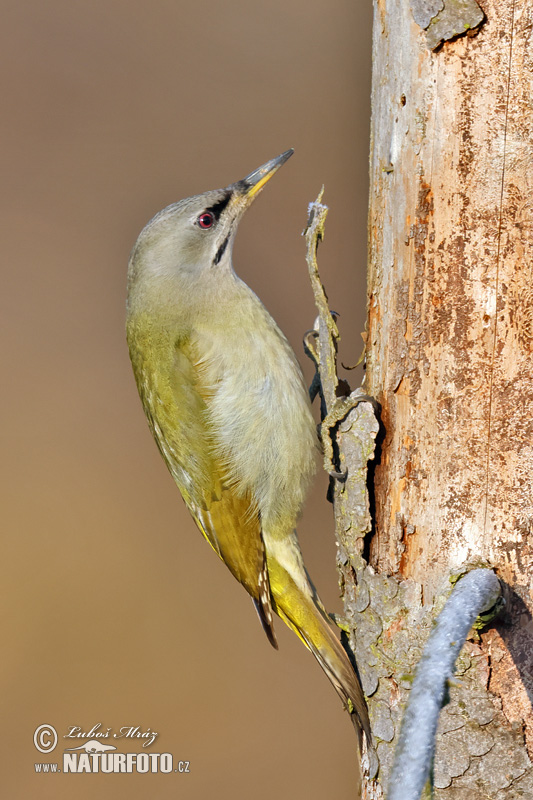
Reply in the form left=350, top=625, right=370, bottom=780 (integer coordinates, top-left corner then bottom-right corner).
left=303, top=189, right=339, bottom=410
left=303, top=192, right=381, bottom=783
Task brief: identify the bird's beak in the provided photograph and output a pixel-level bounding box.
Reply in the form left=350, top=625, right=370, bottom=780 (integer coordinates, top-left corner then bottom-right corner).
left=234, top=149, right=294, bottom=205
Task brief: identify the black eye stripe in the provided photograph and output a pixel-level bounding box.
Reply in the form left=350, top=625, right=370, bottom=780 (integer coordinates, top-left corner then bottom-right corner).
left=206, top=192, right=231, bottom=219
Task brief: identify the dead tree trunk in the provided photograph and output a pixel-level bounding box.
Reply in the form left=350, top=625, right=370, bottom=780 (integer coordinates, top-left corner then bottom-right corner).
left=334, top=0, right=533, bottom=796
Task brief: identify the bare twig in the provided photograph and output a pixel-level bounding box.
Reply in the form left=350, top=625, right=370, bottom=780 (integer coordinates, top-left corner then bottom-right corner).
left=303, top=192, right=381, bottom=783
left=303, top=189, right=339, bottom=411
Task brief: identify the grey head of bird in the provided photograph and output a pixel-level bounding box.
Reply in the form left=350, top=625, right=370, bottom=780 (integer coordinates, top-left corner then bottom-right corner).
left=127, top=149, right=294, bottom=316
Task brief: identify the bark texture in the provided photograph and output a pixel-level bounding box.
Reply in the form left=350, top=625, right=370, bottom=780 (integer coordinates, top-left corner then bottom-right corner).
left=338, top=0, right=533, bottom=795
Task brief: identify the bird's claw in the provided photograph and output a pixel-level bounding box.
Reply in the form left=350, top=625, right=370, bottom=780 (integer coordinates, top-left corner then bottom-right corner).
left=329, top=612, right=351, bottom=633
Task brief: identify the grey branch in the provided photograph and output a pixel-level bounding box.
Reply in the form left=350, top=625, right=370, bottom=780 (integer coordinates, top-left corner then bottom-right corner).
left=303, top=189, right=339, bottom=411
left=303, top=191, right=380, bottom=784
left=387, top=568, right=502, bottom=800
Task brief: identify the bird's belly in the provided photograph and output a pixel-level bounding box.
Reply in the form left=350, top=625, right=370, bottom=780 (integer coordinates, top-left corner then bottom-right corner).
left=200, top=327, right=319, bottom=533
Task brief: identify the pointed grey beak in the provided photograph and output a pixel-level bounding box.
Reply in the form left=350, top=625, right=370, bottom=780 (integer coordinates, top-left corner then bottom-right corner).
left=236, top=149, right=294, bottom=200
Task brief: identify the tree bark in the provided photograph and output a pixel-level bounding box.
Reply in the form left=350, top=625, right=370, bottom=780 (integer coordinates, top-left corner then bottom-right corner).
left=334, top=0, right=533, bottom=796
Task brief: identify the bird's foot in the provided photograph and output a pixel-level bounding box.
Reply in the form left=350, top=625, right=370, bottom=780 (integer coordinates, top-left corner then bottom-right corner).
left=329, top=612, right=351, bottom=633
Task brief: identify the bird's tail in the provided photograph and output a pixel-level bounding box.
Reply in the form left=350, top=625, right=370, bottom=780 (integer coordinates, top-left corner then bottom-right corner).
left=265, top=543, right=371, bottom=745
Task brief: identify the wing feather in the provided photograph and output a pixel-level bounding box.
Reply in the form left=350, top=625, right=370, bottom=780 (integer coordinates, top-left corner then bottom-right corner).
left=133, top=330, right=276, bottom=644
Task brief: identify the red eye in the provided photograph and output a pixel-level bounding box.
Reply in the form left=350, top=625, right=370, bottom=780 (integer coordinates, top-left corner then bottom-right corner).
left=197, top=212, right=214, bottom=229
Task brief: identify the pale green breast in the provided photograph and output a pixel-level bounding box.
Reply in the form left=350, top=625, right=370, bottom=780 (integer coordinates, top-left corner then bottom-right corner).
left=127, top=278, right=319, bottom=537
left=192, top=287, right=319, bottom=536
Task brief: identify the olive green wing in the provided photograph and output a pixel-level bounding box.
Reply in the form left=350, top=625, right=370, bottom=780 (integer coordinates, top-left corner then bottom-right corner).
left=137, top=334, right=277, bottom=648
left=187, top=477, right=278, bottom=649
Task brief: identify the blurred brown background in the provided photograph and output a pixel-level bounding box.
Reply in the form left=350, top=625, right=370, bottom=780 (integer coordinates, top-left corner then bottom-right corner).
left=0, top=1, right=372, bottom=797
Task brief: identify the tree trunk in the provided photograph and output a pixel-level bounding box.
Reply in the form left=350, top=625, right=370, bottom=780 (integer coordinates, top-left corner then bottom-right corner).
left=339, top=0, right=533, bottom=795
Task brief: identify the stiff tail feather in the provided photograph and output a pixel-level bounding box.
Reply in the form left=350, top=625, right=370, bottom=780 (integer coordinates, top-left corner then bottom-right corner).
left=264, top=551, right=371, bottom=743
left=277, top=598, right=370, bottom=745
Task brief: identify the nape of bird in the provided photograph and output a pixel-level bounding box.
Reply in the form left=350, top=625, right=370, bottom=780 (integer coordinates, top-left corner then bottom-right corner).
left=126, top=150, right=370, bottom=746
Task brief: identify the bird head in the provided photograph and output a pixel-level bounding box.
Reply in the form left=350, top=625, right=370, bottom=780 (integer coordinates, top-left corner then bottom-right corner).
left=127, top=149, right=294, bottom=295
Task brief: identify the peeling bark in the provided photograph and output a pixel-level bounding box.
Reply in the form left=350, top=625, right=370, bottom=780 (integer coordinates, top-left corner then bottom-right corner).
left=339, top=0, right=533, bottom=795
left=410, top=0, right=485, bottom=50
